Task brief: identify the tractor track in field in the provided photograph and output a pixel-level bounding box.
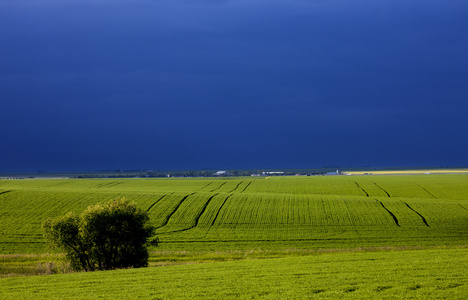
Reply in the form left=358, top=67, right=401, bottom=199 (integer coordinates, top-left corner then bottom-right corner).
left=416, top=185, right=438, bottom=199
left=354, top=182, right=369, bottom=197
left=211, top=182, right=227, bottom=192
left=211, top=194, right=234, bottom=226
left=198, top=181, right=214, bottom=190
left=158, top=193, right=220, bottom=234
left=156, top=193, right=196, bottom=229
left=240, top=181, right=253, bottom=193
left=229, top=181, right=244, bottom=193
left=459, top=204, right=468, bottom=212
left=0, top=190, right=12, bottom=196
left=193, top=193, right=219, bottom=227
left=146, top=194, right=171, bottom=213
left=376, top=199, right=400, bottom=226
left=403, top=202, right=430, bottom=227
left=97, top=181, right=124, bottom=188
left=374, top=183, right=391, bottom=197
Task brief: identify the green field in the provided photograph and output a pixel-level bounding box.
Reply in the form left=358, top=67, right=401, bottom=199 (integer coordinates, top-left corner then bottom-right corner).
left=0, top=175, right=467, bottom=298
left=1, top=175, right=467, bottom=253
left=1, top=248, right=467, bottom=299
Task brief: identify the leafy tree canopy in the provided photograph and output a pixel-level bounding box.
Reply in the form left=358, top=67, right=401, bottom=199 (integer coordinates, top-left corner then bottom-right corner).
left=42, top=198, right=157, bottom=271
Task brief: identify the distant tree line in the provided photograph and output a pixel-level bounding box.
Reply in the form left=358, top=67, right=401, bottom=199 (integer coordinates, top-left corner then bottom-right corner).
left=74, top=169, right=328, bottom=178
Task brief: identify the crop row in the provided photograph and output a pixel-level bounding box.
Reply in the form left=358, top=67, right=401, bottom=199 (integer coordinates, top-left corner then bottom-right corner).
left=155, top=194, right=468, bottom=230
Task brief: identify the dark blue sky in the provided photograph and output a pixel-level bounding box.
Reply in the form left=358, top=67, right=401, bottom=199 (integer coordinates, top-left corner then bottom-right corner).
left=1, top=0, right=467, bottom=172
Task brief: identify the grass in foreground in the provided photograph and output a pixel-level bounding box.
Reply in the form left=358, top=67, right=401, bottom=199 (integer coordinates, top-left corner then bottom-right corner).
left=5, top=245, right=461, bottom=278
left=1, top=248, right=467, bottom=299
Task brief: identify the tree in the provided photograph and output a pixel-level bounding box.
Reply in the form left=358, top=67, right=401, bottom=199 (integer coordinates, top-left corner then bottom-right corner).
left=42, top=198, right=157, bottom=271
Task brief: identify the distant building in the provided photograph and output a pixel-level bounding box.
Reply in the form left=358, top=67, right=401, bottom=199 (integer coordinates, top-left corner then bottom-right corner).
left=325, top=170, right=341, bottom=175
left=262, top=171, right=284, bottom=176
left=214, top=171, right=227, bottom=176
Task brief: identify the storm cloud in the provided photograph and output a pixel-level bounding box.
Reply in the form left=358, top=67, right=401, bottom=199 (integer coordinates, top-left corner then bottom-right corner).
left=1, top=0, right=467, bottom=171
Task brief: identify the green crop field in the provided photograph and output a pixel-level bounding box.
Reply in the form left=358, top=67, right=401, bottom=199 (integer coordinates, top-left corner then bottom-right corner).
left=1, top=248, right=467, bottom=299
left=0, top=175, right=467, bottom=298
left=1, top=175, right=467, bottom=253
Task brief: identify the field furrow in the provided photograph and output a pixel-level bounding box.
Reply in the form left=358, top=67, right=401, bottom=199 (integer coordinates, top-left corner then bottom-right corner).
left=403, top=202, right=430, bottom=227
left=240, top=181, right=253, bottom=193
left=154, top=193, right=196, bottom=229
left=146, top=194, right=170, bottom=213
left=374, top=183, right=391, bottom=197
left=376, top=200, right=400, bottom=226
left=354, top=182, right=369, bottom=197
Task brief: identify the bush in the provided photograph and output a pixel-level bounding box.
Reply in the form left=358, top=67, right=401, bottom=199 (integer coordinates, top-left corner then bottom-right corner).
left=42, top=198, right=157, bottom=271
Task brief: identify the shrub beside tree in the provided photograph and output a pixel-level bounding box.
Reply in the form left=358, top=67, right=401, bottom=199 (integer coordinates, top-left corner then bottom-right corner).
left=42, top=198, right=157, bottom=271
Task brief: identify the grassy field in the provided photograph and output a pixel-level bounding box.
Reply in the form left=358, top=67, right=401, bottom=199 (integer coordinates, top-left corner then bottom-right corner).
left=1, top=175, right=467, bottom=253
left=0, top=175, right=467, bottom=298
left=1, top=248, right=467, bottom=299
